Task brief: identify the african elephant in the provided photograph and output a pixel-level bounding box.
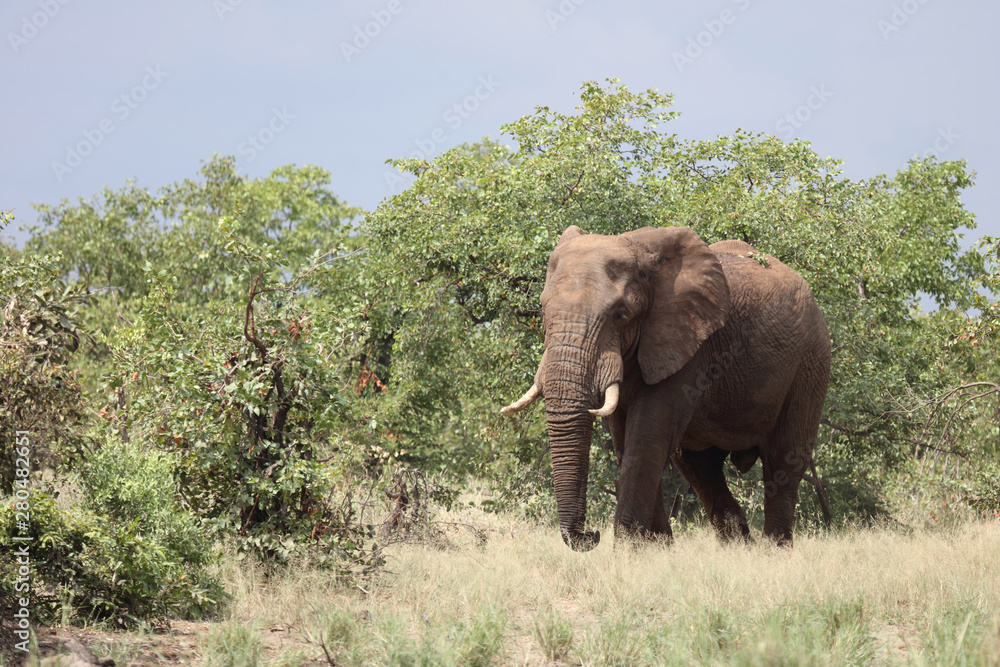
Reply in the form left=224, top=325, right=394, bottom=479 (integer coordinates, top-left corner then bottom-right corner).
left=501, top=225, right=830, bottom=551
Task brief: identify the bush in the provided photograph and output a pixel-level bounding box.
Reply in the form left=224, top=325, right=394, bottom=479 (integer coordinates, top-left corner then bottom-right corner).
left=0, top=248, right=90, bottom=496
left=0, top=434, right=222, bottom=625
left=364, top=80, right=990, bottom=524
left=104, top=222, right=391, bottom=572
left=76, top=433, right=216, bottom=572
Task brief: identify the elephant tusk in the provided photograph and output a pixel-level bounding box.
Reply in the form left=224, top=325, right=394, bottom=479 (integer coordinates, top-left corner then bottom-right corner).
left=500, top=383, right=541, bottom=415
left=589, top=383, right=620, bottom=417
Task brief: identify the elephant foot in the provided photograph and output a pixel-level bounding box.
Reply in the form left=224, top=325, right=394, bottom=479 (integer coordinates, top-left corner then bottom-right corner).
left=763, top=528, right=793, bottom=548
left=613, top=522, right=674, bottom=548
left=711, top=510, right=753, bottom=545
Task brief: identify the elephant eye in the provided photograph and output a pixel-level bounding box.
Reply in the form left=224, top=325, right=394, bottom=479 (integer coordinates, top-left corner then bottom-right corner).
left=605, top=259, right=630, bottom=281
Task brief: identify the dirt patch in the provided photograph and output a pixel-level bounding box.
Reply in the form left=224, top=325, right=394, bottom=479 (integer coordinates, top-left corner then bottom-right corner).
left=871, top=621, right=920, bottom=663
left=16, top=621, right=333, bottom=666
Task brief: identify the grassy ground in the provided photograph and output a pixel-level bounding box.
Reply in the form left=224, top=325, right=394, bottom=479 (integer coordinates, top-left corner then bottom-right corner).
left=9, top=507, right=1000, bottom=665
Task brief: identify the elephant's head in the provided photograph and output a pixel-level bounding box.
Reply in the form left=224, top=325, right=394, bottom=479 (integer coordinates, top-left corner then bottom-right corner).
left=501, top=225, right=730, bottom=551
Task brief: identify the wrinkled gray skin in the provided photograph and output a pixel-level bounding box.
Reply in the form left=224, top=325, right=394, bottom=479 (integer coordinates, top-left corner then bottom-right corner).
left=502, top=226, right=830, bottom=551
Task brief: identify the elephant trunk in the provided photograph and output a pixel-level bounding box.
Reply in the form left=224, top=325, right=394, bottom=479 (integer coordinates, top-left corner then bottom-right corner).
left=546, top=398, right=601, bottom=551
left=540, top=328, right=622, bottom=552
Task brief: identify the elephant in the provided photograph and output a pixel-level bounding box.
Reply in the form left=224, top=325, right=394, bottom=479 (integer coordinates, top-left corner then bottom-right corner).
left=501, top=225, right=830, bottom=551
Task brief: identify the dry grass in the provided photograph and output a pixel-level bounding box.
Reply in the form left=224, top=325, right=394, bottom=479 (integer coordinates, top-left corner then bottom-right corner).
left=11, top=508, right=998, bottom=665
left=206, top=505, right=1000, bottom=666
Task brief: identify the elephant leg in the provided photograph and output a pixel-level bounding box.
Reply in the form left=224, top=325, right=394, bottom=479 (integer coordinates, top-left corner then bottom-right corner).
left=649, top=477, right=674, bottom=542
left=615, top=436, right=674, bottom=541
left=761, top=379, right=821, bottom=546
left=674, top=446, right=751, bottom=543
left=614, top=385, right=692, bottom=542
left=760, top=452, right=803, bottom=547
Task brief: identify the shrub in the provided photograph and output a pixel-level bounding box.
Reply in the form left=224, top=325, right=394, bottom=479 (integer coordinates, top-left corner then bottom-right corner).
left=76, top=433, right=215, bottom=573
left=106, top=223, right=387, bottom=572
left=0, top=434, right=221, bottom=625
left=0, top=248, right=90, bottom=496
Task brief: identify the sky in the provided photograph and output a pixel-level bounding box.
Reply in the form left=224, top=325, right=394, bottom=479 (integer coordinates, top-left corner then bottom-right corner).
left=2, top=0, right=997, bottom=249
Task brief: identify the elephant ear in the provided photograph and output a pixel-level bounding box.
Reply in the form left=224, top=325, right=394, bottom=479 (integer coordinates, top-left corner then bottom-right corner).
left=555, top=225, right=584, bottom=248
left=623, top=226, right=730, bottom=385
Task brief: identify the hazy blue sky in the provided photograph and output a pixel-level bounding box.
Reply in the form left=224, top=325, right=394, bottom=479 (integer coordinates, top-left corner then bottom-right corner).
left=2, top=0, right=997, bottom=247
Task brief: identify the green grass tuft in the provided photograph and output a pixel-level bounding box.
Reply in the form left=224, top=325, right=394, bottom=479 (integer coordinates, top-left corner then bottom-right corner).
left=200, top=620, right=262, bottom=667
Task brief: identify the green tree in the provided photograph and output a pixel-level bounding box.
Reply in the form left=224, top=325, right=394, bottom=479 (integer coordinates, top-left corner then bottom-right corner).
left=363, top=79, right=987, bottom=522
left=107, top=224, right=375, bottom=564
left=23, top=160, right=383, bottom=569
left=26, top=156, right=361, bottom=374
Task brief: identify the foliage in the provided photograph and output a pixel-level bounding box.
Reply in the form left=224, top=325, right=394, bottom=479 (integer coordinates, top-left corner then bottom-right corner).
left=9, top=159, right=415, bottom=633
left=22, top=156, right=403, bottom=572
left=10, top=80, right=1000, bottom=643
left=0, top=484, right=220, bottom=626
left=25, top=156, right=362, bottom=394
left=27, top=156, right=361, bottom=309
left=972, top=236, right=1000, bottom=338
left=106, top=219, right=379, bottom=567
left=75, top=432, right=217, bottom=576
left=0, top=244, right=91, bottom=494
